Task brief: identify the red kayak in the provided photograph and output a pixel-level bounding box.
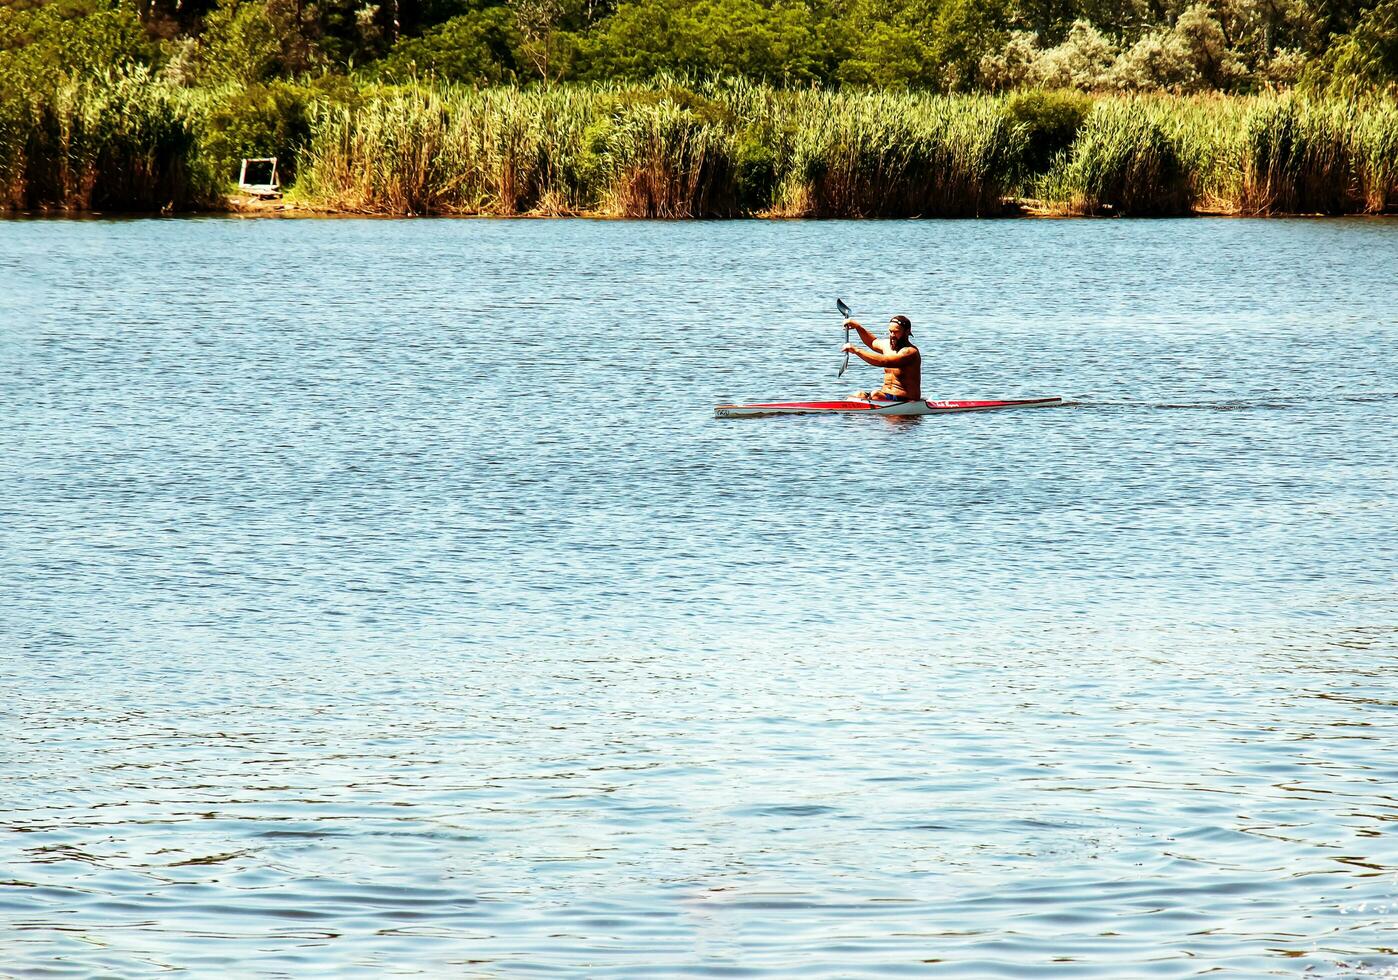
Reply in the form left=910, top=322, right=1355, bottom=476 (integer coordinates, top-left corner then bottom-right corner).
left=714, top=396, right=1064, bottom=418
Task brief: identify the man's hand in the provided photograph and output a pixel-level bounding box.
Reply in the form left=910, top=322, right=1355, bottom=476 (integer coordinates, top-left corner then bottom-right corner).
left=845, top=319, right=875, bottom=349
left=842, top=343, right=858, bottom=354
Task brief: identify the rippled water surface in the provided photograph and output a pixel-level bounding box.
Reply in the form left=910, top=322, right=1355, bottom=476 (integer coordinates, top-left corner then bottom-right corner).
left=3, top=216, right=1397, bottom=977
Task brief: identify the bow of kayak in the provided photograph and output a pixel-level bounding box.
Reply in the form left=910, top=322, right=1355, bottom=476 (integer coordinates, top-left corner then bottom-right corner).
left=713, top=396, right=1064, bottom=418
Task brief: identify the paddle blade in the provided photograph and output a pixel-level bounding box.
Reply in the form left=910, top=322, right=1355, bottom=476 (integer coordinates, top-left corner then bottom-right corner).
left=836, top=298, right=852, bottom=376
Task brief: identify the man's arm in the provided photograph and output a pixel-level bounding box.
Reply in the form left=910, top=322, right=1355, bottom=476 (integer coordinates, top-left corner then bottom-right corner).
left=845, top=319, right=877, bottom=349
left=842, top=344, right=917, bottom=367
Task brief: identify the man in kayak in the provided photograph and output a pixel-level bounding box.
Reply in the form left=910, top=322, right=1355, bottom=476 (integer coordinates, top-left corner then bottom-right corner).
left=842, top=314, right=921, bottom=401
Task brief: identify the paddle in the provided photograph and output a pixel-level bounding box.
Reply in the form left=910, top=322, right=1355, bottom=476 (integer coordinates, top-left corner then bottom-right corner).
left=836, top=298, right=852, bottom=377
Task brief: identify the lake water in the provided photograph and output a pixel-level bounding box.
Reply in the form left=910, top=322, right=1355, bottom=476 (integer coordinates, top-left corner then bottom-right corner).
left=3, top=215, right=1396, bottom=977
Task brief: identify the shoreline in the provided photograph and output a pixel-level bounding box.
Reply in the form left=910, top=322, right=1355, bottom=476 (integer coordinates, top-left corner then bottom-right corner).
left=103, top=195, right=1398, bottom=219
left=25, top=195, right=1393, bottom=219
left=224, top=194, right=1397, bottom=219
left=5, top=194, right=1396, bottom=221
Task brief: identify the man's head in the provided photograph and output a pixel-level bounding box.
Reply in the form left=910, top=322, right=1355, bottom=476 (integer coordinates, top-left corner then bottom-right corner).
left=888, top=315, right=912, bottom=348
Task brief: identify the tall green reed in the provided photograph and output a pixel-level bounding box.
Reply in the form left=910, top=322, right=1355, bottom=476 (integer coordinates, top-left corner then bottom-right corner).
left=292, top=83, right=1032, bottom=217
left=0, top=68, right=216, bottom=212
left=1352, top=99, right=1398, bottom=213
left=1, top=76, right=1392, bottom=218
left=1235, top=96, right=1357, bottom=214
left=1040, top=98, right=1193, bottom=215
left=297, top=85, right=463, bottom=213
left=297, top=83, right=599, bottom=214
left=774, top=91, right=1023, bottom=217
left=0, top=96, right=29, bottom=209
left=590, top=88, right=747, bottom=217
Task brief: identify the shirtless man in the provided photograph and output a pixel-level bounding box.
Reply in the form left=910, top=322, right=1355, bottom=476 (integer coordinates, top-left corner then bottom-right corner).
left=842, top=314, right=921, bottom=402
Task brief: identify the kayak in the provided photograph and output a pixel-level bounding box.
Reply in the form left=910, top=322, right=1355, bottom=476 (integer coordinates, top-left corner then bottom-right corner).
left=714, top=396, right=1064, bottom=418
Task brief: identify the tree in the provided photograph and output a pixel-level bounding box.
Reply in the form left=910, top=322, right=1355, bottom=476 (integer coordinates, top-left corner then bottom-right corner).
left=196, top=0, right=321, bottom=83
left=1172, top=2, right=1244, bottom=87
left=372, top=6, right=522, bottom=81
left=577, top=0, right=830, bottom=84
left=837, top=19, right=934, bottom=86
left=0, top=0, right=158, bottom=84
left=1308, top=0, right=1398, bottom=93
left=510, top=0, right=564, bottom=81
left=926, top=0, right=1014, bottom=90
left=1033, top=18, right=1117, bottom=88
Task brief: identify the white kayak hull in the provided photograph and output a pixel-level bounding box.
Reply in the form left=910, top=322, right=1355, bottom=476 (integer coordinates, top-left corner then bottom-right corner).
left=714, top=396, right=1064, bottom=418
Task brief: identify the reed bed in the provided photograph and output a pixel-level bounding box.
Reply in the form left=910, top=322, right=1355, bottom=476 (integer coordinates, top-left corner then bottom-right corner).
left=0, top=68, right=217, bottom=212
left=295, top=83, right=736, bottom=216
left=1354, top=100, right=1398, bottom=213
left=1037, top=98, right=1193, bottom=215
left=1151, top=94, right=1251, bottom=212
left=294, top=84, right=1029, bottom=217
left=1165, top=94, right=1398, bottom=215
left=772, top=91, right=1022, bottom=217
left=1235, top=97, right=1358, bottom=214
left=2, top=76, right=1394, bottom=217
left=296, top=87, right=465, bottom=213
left=594, top=100, right=737, bottom=217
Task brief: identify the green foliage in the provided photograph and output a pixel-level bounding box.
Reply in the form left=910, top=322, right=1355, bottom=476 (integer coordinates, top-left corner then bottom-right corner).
left=1005, top=88, right=1089, bottom=172
left=195, top=0, right=320, bottom=85
left=1026, top=19, right=1116, bottom=90
left=0, top=0, right=1394, bottom=215
left=196, top=0, right=278, bottom=84
left=1236, top=97, right=1358, bottom=213
left=290, top=82, right=1034, bottom=216
left=200, top=79, right=343, bottom=184
left=1305, top=0, right=1398, bottom=96
left=2, top=0, right=1395, bottom=99
left=776, top=91, right=1024, bottom=215
left=576, top=0, right=829, bottom=84
left=836, top=20, right=935, bottom=88
left=1104, top=5, right=1246, bottom=94
left=0, top=67, right=220, bottom=211
left=1074, top=0, right=1151, bottom=38
left=0, top=96, right=30, bottom=207
left=732, top=129, right=779, bottom=209
left=1352, top=98, right=1398, bottom=210
left=296, top=85, right=458, bottom=213
left=3, top=68, right=1395, bottom=216
left=591, top=96, right=738, bottom=215
left=295, top=83, right=598, bottom=213
left=369, top=8, right=523, bottom=84
left=924, top=0, right=1012, bottom=91
left=1041, top=98, right=1193, bottom=214
left=0, top=0, right=156, bottom=89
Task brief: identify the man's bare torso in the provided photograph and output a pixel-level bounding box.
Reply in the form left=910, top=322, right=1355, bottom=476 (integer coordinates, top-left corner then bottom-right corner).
left=874, top=340, right=921, bottom=399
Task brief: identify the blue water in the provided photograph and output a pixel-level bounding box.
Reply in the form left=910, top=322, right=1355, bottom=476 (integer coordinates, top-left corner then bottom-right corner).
left=3, top=216, right=1396, bottom=977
